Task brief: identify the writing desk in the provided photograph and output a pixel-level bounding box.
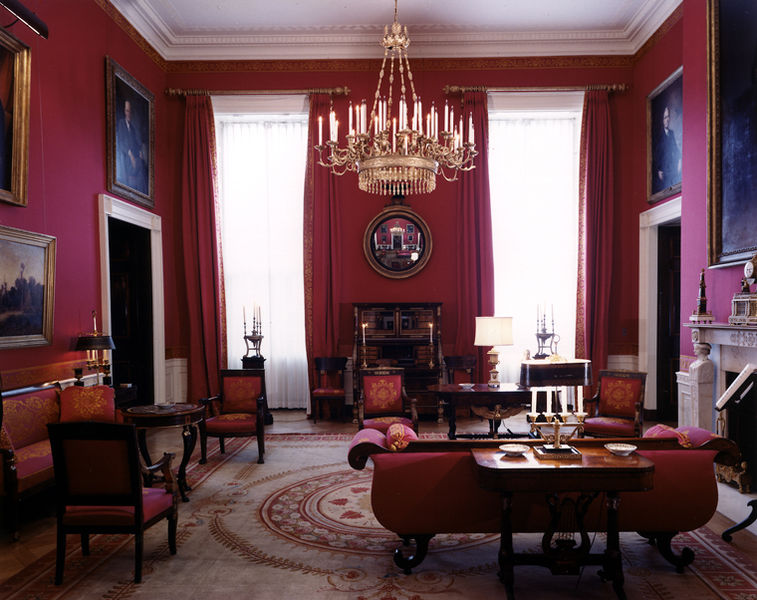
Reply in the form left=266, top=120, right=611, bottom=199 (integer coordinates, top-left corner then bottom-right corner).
left=472, top=445, right=654, bottom=600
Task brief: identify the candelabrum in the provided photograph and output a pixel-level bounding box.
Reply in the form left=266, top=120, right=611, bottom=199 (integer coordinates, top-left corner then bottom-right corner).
left=534, top=313, right=560, bottom=359
left=527, top=411, right=586, bottom=449
left=243, top=312, right=264, bottom=359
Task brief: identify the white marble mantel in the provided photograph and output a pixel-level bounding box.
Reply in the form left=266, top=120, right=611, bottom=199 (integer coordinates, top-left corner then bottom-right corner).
left=678, top=322, right=757, bottom=430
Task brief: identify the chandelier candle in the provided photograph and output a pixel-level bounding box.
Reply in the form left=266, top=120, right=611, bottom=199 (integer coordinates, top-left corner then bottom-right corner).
left=314, top=0, right=477, bottom=196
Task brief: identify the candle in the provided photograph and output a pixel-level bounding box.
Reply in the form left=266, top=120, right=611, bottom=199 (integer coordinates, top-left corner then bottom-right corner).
left=531, top=389, right=537, bottom=414
left=444, top=101, right=449, bottom=131
left=348, top=101, right=353, bottom=133
left=429, top=323, right=433, bottom=343
left=561, top=387, right=568, bottom=414
left=546, top=389, right=552, bottom=414
left=362, top=322, right=366, bottom=344
left=92, top=311, right=97, bottom=333
left=243, top=305, right=246, bottom=323
left=577, top=386, right=584, bottom=414
left=318, top=116, right=322, bottom=145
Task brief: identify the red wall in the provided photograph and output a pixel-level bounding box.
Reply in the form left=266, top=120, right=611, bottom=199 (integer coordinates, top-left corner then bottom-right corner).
left=0, top=1, right=176, bottom=386
left=2, top=0, right=725, bottom=387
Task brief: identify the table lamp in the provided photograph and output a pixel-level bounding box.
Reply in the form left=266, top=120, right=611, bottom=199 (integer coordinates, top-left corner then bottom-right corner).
left=75, top=311, right=116, bottom=386
left=473, top=316, right=513, bottom=387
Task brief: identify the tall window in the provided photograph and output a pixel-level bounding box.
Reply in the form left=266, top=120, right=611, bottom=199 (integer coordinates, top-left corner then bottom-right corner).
left=214, top=95, right=309, bottom=409
left=488, top=93, right=583, bottom=382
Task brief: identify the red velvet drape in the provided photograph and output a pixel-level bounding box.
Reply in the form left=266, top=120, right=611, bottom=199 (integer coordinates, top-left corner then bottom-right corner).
left=454, top=91, right=495, bottom=382
left=181, top=95, right=224, bottom=401
left=303, top=94, right=341, bottom=394
left=575, top=90, right=614, bottom=379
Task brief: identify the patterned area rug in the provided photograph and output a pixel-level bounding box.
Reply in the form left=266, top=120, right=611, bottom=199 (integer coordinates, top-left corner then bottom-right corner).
left=2, top=433, right=757, bottom=599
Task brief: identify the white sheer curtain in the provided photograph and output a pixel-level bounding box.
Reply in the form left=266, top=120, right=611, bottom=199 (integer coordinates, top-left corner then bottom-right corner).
left=214, top=95, right=310, bottom=409
left=488, top=93, right=583, bottom=383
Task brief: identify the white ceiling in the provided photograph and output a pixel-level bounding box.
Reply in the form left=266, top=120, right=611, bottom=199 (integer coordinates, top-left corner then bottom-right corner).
left=110, top=0, right=682, bottom=61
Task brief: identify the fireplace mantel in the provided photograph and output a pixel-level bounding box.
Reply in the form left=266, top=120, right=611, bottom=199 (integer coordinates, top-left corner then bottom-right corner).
left=678, top=322, right=757, bottom=430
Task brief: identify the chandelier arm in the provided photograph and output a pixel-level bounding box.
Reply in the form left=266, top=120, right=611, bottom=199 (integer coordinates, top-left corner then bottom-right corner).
left=370, top=52, right=390, bottom=132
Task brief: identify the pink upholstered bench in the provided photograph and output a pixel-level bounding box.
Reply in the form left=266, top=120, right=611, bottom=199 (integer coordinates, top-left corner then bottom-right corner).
left=348, top=424, right=739, bottom=574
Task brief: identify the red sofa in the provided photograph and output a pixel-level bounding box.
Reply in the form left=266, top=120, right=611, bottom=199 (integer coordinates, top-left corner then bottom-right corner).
left=348, top=425, right=739, bottom=574
left=1, top=382, right=61, bottom=540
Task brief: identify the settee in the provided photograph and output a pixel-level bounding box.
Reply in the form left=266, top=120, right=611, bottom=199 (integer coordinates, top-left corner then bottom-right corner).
left=0, top=381, right=116, bottom=539
left=348, top=424, right=739, bottom=574
left=0, top=382, right=61, bottom=540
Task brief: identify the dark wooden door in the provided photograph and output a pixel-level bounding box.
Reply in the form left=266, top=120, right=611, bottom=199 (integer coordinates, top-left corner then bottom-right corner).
left=656, top=224, right=680, bottom=422
left=108, top=217, right=153, bottom=405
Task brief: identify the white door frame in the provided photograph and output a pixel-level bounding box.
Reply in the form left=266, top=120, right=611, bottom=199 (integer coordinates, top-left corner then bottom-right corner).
left=638, top=196, right=681, bottom=411
left=98, top=193, right=165, bottom=404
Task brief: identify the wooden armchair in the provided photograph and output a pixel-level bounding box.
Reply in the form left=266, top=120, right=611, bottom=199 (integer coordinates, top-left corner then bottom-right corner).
left=47, top=422, right=178, bottom=584
left=583, top=370, right=647, bottom=437
left=358, top=367, right=418, bottom=434
left=311, top=357, right=348, bottom=423
left=199, top=369, right=266, bottom=464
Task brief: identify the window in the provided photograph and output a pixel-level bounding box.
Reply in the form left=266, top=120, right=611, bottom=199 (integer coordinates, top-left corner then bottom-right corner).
left=214, top=95, right=309, bottom=409
left=488, top=92, right=583, bottom=382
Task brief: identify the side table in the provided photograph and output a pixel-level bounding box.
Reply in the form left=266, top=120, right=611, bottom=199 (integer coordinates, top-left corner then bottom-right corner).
left=121, top=403, right=205, bottom=502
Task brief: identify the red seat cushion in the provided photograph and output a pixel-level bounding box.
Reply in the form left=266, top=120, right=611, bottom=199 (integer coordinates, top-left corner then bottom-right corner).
left=14, top=439, right=54, bottom=492
left=62, top=487, right=174, bottom=526
left=205, top=413, right=257, bottom=434
left=312, top=387, right=345, bottom=396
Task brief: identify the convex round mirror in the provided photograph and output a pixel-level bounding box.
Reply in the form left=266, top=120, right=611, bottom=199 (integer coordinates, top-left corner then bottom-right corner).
left=363, top=203, right=432, bottom=279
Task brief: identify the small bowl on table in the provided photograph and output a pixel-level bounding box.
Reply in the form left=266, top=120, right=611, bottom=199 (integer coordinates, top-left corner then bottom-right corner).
left=499, top=443, right=529, bottom=458
left=458, top=383, right=475, bottom=390
left=604, top=443, right=637, bottom=456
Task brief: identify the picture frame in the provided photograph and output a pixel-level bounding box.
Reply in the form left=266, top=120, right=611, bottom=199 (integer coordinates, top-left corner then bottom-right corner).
left=707, top=0, right=757, bottom=266
left=647, top=67, right=683, bottom=204
left=0, top=29, right=30, bottom=207
left=105, top=56, right=154, bottom=208
left=0, top=224, right=55, bottom=348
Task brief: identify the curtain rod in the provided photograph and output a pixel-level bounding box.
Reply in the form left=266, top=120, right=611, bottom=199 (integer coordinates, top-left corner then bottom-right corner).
left=444, top=84, right=628, bottom=94
left=165, top=86, right=350, bottom=97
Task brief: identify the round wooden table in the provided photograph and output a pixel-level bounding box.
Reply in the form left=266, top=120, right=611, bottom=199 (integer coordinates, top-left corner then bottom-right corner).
left=121, top=403, right=205, bottom=502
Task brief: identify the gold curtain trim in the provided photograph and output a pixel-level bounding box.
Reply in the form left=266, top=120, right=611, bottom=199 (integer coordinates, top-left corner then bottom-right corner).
left=165, top=86, right=350, bottom=97
left=444, top=84, right=628, bottom=94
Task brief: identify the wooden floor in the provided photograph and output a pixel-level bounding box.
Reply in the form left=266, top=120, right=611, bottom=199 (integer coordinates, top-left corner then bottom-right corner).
left=2, top=409, right=757, bottom=583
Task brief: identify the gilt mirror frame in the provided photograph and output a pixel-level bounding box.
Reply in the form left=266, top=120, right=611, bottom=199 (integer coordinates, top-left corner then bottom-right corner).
left=363, top=202, right=432, bottom=279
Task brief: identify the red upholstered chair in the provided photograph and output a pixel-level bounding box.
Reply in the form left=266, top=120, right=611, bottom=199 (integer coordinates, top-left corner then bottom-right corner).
left=358, top=367, right=418, bottom=434
left=59, top=385, right=116, bottom=422
left=199, top=369, right=266, bottom=464
left=311, top=357, right=348, bottom=423
left=583, top=370, right=646, bottom=437
left=47, top=421, right=178, bottom=584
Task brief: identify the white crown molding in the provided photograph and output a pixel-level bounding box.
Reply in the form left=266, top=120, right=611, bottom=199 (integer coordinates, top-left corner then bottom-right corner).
left=114, top=0, right=681, bottom=61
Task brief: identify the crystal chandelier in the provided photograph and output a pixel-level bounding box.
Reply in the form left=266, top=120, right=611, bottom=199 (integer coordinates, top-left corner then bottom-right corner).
left=314, top=0, right=477, bottom=196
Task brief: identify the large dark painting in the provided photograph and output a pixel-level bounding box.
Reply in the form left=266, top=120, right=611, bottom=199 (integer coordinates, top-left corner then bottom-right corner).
left=708, top=0, right=757, bottom=265
left=0, top=225, right=55, bottom=348
left=0, top=30, right=30, bottom=208
left=647, top=67, right=683, bottom=204
left=105, top=57, right=154, bottom=208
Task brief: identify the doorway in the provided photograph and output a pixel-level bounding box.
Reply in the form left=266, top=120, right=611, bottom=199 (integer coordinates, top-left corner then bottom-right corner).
left=108, top=217, right=153, bottom=404
left=655, top=224, right=680, bottom=421
left=98, top=194, right=166, bottom=405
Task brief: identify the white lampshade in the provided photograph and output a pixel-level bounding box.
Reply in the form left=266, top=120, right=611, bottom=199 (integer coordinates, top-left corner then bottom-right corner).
left=473, top=316, right=513, bottom=347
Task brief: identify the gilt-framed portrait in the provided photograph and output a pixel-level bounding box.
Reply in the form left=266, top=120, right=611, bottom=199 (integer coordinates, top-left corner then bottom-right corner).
left=647, top=67, right=683, bottom=204
left=0, top=225, right=55, bottom=348
left=105, top=56, right=154, bottom=208
left=708, top=0, right=757, bottom=265
left=0, top=29, right=30, bottom=208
